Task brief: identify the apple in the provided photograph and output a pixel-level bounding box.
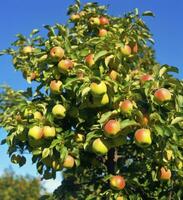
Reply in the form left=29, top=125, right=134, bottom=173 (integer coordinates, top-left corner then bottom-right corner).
left=109, top=70, right=118, bottom=80
left=140, top=74, right=153, bottom=84
left=100, top=17, right=109, bottom=25
left=117, top=197, right=124, bottom=200
left=101, top=93, right=109, bottom=105
left=110, top=175, right=126, bottom=190
left=43, top=126, right=56, bottom=138
left=50, top=46, right=64, bottom=61
left=75, top=133, right=85, bottom=143
left=90, top=81, right=107, bottom=96
left=103, top=119, right=121, bottom=137
left=119, top=100, right=133, bottom=114
left=92, top=138, right=109, bottom=155
left=176, top=159, right=183, bottom=169
left=58, top=59, right=74, bottom=73
left=33, top=111, right=43, bottom=120
left=52, top=104, right=66, bottom=119
left=159, top=167, right=171, bottom=180
left=22, top=46, right=33, bottom=54
left=139, top=115, right=149, bottom=127
left=135, top=128, right=152, bottom=147
left=85, top=54, right=95, bottom=67
left=164, top=150, right=173, bottom=161
left=120, top=45, right=131, bottom=56
left=70, top=14, right=80, bottom=21
left=28, top=126, right=43, bottom=140
left=99, top=29, right=108, bottom=37
left=154, top=88, right=172, bottom=102
left=89, top=17, right=100, bottom=26
left=50, top=80, right=62, bottom=94
left=63, top=155, right=75, bottom=169
left=133, top=43, right=138, bottom=53
left=28, top=72, right=37, bottom=81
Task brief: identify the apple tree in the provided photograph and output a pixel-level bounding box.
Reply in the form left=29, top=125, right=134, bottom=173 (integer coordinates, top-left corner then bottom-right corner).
left=0, top=1, right=183, bottom=199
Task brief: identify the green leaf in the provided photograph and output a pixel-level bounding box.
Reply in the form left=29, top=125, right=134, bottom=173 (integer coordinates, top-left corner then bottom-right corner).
left=60, top=146, right=68, bottom=162
left=171, top=117, right=183, bottom=125
left=42, top=148, right=50, bottom=159
left=142, top=11, right=155, bottom=17
left=120, top=119, right=139, bottom=129
left=94, top=50, right=108, bottom=62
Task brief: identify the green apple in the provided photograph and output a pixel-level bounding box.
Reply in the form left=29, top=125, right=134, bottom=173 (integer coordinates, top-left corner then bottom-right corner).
left=92, top=138, right=109, bottom=155
left=70, top=14, right=80, bottom=21
left=63, top=155, right=75, bottom=169
left=110, top=175, right=126, bottom=190
left=120, top=44, right=131, bottom=56
left=90, top=81, right=107, bottom=96
left=28, top=126, right=43, bottom=140
left=43, top=126, right=56, bottom=138
left=50, top=80, right=62, bottom=94
left=22, top=46, right=33, bottom=54
left=52, top=104, right=66, bottom=119
left=33, top=111, right=43, bottom=120
left=89, top=17, right=100, bottom=26
left=103, top=119, right=121, bottom=138
left=134, top=128, right=152, bottom=147
left=58, top=59, right=74, bottom=73
left=75, top=133, right=85, bottom=143
left=50, top=46, right=64, bottom=61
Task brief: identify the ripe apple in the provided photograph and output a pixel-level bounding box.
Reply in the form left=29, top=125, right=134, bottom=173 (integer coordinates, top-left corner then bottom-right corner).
left=92, top=138, right=109, bottom=155
left=28, top=126, right=43, bottom=140
left=120, top=45, right=131, bottom=56
left=89, top=17, right=100, bottom=26
left=117, top=197, right=124, bottom=200
left=58, top=59, right=74, bottom=73
left=140, top=74, right=153, bottom=84
left=90, top=81, right=107, bottom=96
left=133, top=43, right=138, bottom=53
left=109, top=70, right=118, bottom=80
left=70, top=14, right=80, bottom=21
left=63, top=155, right=75, bottom=169
left=139, top=115, right=149, bottom=127
left=154, top=88, right=172, bottom=102
left=100, top=17, right=109, bottom=25
left=50, top=46, right=64, bottom=61
left=22, top=46, right=33, bottom=54
left=33, top=111, right=43, bottom=120
left=50, top=80, right=62, bottom=94
left=119, top=100, right=133, bottom=114
left=75, top=133, right=85, bottom=143
left=43, top=126, right=56, bottom=138
left=85, top=54, right=95, bottom=67
left=52, top=104, right=66, bottom=119
left=99, top=29, right=108, bottom=37
left=159, top=167, right=171, bottom=180
left=135, top=128, right=152, bottom=147
left=110, top=175, right=126, bottom=190
left=103, top=119, right=121, bottom=138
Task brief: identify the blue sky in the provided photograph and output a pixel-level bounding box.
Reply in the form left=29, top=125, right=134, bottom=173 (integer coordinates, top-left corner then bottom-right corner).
left=0, top=0, right=182, bottom=192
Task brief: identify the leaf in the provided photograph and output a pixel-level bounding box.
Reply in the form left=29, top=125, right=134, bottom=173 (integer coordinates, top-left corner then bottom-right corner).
left=81, top=87, right=90, bottom=97
left=159, top=65, right=179, bottom=77
left=154, top=125, right=164, bottom=136
left=30, top=29, right=39, bottom=36
left=120, top=119, right=139, bottom=129
left=42, top=148, right=50, bottom=159
left=171, top=117, right=183, bottom=125
left=142, top=11, right=155, bottom=17
left=60, top=146, right=68, bottom=162
left=94, top=50, right=108, bottom=62
left=98, top=111, right=113, bottom=124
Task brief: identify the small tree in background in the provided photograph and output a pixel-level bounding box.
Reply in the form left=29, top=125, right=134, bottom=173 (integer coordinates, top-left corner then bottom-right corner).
left=0, top=0, right=183, bottom=199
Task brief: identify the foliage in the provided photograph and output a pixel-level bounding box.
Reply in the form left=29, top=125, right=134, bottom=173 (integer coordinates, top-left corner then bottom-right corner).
left=0, top=0, right=183, bottom=199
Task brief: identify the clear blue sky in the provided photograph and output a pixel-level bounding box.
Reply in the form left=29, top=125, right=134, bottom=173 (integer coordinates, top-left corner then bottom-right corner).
left=0, top=0, right=182, bottom=190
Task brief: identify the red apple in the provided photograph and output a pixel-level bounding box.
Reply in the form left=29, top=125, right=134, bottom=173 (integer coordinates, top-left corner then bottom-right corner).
left=135, top=128, right=152, bottom=147
left=50, top=46, right=64, bottom=61
left=140, top=74, right=153, bottom=84
left=100, top=17, right=109, bottom=25
left=52, top=104, right=66, bottom=119
left=58, top=59, right=74, bottom=73
left=110, top=175, right=126, bottom=190
left=99, top=29, right=108, bottom=37
left=28, top=126, right=43, bottom=140
left=119, top=100, right=133, bottom=114
left=85, top=54, right=95, bottom=67
left=104, top=119, right=121, bottom=137
left=89, top=17, right=100, bottom=26
left=133, top=43, right=138, bottom=53
left=90, top=81, right=107, bottom=96
left=159, top=167, right=171, bottom=180
left=43, top=126, right=56, bottom=138
left=154, top=88, right=171, bottom=102
left=63, top=155, right=75, bottom=169
left=109, top=70, right=118, bottom=80
left=92, top=138, right=109, bottom=155
left=120, top=44, right=131, bottom=56
left=50, top=80, right=62, bottom=94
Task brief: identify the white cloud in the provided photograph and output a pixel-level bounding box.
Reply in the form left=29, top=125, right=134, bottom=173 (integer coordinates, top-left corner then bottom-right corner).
left=42, top=175, right=62, bottom=193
